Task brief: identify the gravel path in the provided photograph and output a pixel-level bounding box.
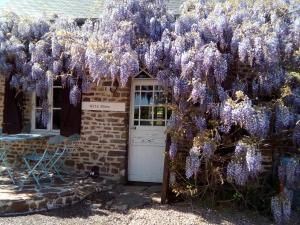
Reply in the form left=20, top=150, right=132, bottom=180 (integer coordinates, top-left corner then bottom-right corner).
left=0, top=200, right=277, bottom=225
left=1, top=184, right=299, bottom=225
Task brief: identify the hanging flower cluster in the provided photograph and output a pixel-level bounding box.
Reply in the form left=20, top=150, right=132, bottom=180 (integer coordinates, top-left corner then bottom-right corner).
left=220, top=93, right=271, bottom=138
left=271, top=188, right=294, bottom=224
left=226, top=140, right=262, bottom=186
left=185, top=146, right=201, bottom=179
left=293, top=121, right=300, bottom=148
left=278, top=157, right=300, bottom=189
left=273, top=156, right=300, bottom=223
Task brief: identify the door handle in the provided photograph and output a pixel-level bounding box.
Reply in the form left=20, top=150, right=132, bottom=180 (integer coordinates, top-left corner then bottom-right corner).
left=131, top=126, right=137, bottom=130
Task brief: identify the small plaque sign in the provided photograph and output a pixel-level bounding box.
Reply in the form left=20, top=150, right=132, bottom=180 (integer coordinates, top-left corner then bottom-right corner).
left=82, top=102, right=126, bottom=112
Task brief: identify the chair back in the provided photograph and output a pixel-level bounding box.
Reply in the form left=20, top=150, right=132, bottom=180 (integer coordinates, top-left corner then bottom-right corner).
left=0, top=147, right=6, bottom=160
left=64, top=134, right=80, bottom=153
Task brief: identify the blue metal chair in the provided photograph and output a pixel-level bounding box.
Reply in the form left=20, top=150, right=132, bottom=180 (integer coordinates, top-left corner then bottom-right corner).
left=44, top=136, right=67, bottom=181
left=52, top=134, right=80, bottom=176
left=67, top=134, right=80, bottom=142
left=20, top=135, right=65, bottom=188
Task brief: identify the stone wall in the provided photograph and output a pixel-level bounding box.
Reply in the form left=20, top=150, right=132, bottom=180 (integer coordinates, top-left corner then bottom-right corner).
left=72, top=80, right=130, bottom=180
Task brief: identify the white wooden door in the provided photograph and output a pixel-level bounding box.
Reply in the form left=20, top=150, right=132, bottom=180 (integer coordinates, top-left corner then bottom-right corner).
left=128, top=79, right=170, bottom=183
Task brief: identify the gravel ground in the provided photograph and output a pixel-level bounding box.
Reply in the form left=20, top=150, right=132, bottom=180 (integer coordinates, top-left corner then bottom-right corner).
left=0, top=200, right=280, bottom=225
left=1, top=184, right=299, bottom=225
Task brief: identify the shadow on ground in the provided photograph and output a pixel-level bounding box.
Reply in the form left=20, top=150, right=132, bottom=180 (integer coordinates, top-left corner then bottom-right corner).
left=41, top=184, right=162, bottom=218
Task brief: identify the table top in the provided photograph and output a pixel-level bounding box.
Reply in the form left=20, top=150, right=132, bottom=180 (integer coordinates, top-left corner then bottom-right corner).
left=0, top=133, right=54, bottom=142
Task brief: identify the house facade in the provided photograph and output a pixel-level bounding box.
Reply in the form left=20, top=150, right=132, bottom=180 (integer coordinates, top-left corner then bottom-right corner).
left=0, top=0, right=185, bottom=183
left=0, top=0, right=287, bottom=184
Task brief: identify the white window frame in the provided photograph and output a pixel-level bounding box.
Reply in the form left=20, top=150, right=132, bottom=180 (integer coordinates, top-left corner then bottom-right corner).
left=31, top=82, right=62, bottom=133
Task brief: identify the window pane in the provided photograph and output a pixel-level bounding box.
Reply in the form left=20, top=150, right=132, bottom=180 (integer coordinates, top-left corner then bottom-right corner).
left=140, top=107, right=152, bottom=119
left=141, top=92, right=153, bottom=105
left=53, top=88, right=62, bottom=108
left=154, top=92, right=165, bottom=104
left=154, top=85, right=163, bottom=90
left=134, top=120, right=139, bottom=125
left=141, top=85, right=153, bottom=91
left=154, top=121, right=165, bottom=126
left=52, top=109, right=61, bottom=130
left=134, top=107, right=139, bottom=119
left=35, top=110, right=47, bottom=129
left=135, top=85, right=140, bottom=90
left=154, top=107, right=165, bottom=119
left=134, top=92, right=140, bottom=105
left=140, top=120, right=152, bottom=126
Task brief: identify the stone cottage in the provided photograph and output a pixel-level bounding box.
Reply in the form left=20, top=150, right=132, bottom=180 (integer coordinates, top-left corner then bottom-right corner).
left=0, top=0, right=185, bottom=183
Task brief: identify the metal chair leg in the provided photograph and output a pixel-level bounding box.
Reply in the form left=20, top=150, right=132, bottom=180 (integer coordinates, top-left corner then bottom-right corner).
left=19, top=149, right=49, bottom=189
left=2, top=159, right=16, bottom=184
left=23, top=158, right=41, bottom=188
left=0, top=147, right=15, bottom=184
left=46, top=148, right=66, bottom=181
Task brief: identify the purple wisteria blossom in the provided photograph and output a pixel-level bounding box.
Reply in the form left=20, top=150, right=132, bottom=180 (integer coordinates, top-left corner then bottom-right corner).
left=194, top=116, right=207, bottom=133
left=69, top=85, right=81, bottom=106
left=191, top=82, right=207, bottom=104
left=227, top=140, right=263, bottom=185
left=293, top=121, right=300, bottom=148
left=173, top=77, right=189, bottom=100
left=167, top=112, right=181, bottom=130
left=202, top=142, right=215, bottom=159
left=271, top=188, right=294, bottom=224
left=246, top=146, right=262, bottom=177
left=185, top=147, right=201, bottom=178
left=169, top=141, right=177, bottom=160
left=227, top=161, right=249, bottom=186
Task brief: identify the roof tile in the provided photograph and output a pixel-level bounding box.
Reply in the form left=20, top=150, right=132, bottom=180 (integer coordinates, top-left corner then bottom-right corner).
left=0, top=0, right=184, bottom=18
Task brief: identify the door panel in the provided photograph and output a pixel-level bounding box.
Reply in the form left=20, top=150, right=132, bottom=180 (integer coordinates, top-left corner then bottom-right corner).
left=129, top=145, right=165, bottom=182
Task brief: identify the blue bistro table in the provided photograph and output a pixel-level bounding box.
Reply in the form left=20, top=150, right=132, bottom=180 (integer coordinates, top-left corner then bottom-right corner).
left=0, top=133, right=53, bottom=142
left=0, top=133, right=53, bottom=184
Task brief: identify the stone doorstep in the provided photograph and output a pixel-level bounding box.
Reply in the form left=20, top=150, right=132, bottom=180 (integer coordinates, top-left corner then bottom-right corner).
left=0, top=188, right=34, bottom=201
left=0, top=190, right=88, bottom=216
left=0, top=195, right=81, bottom=216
